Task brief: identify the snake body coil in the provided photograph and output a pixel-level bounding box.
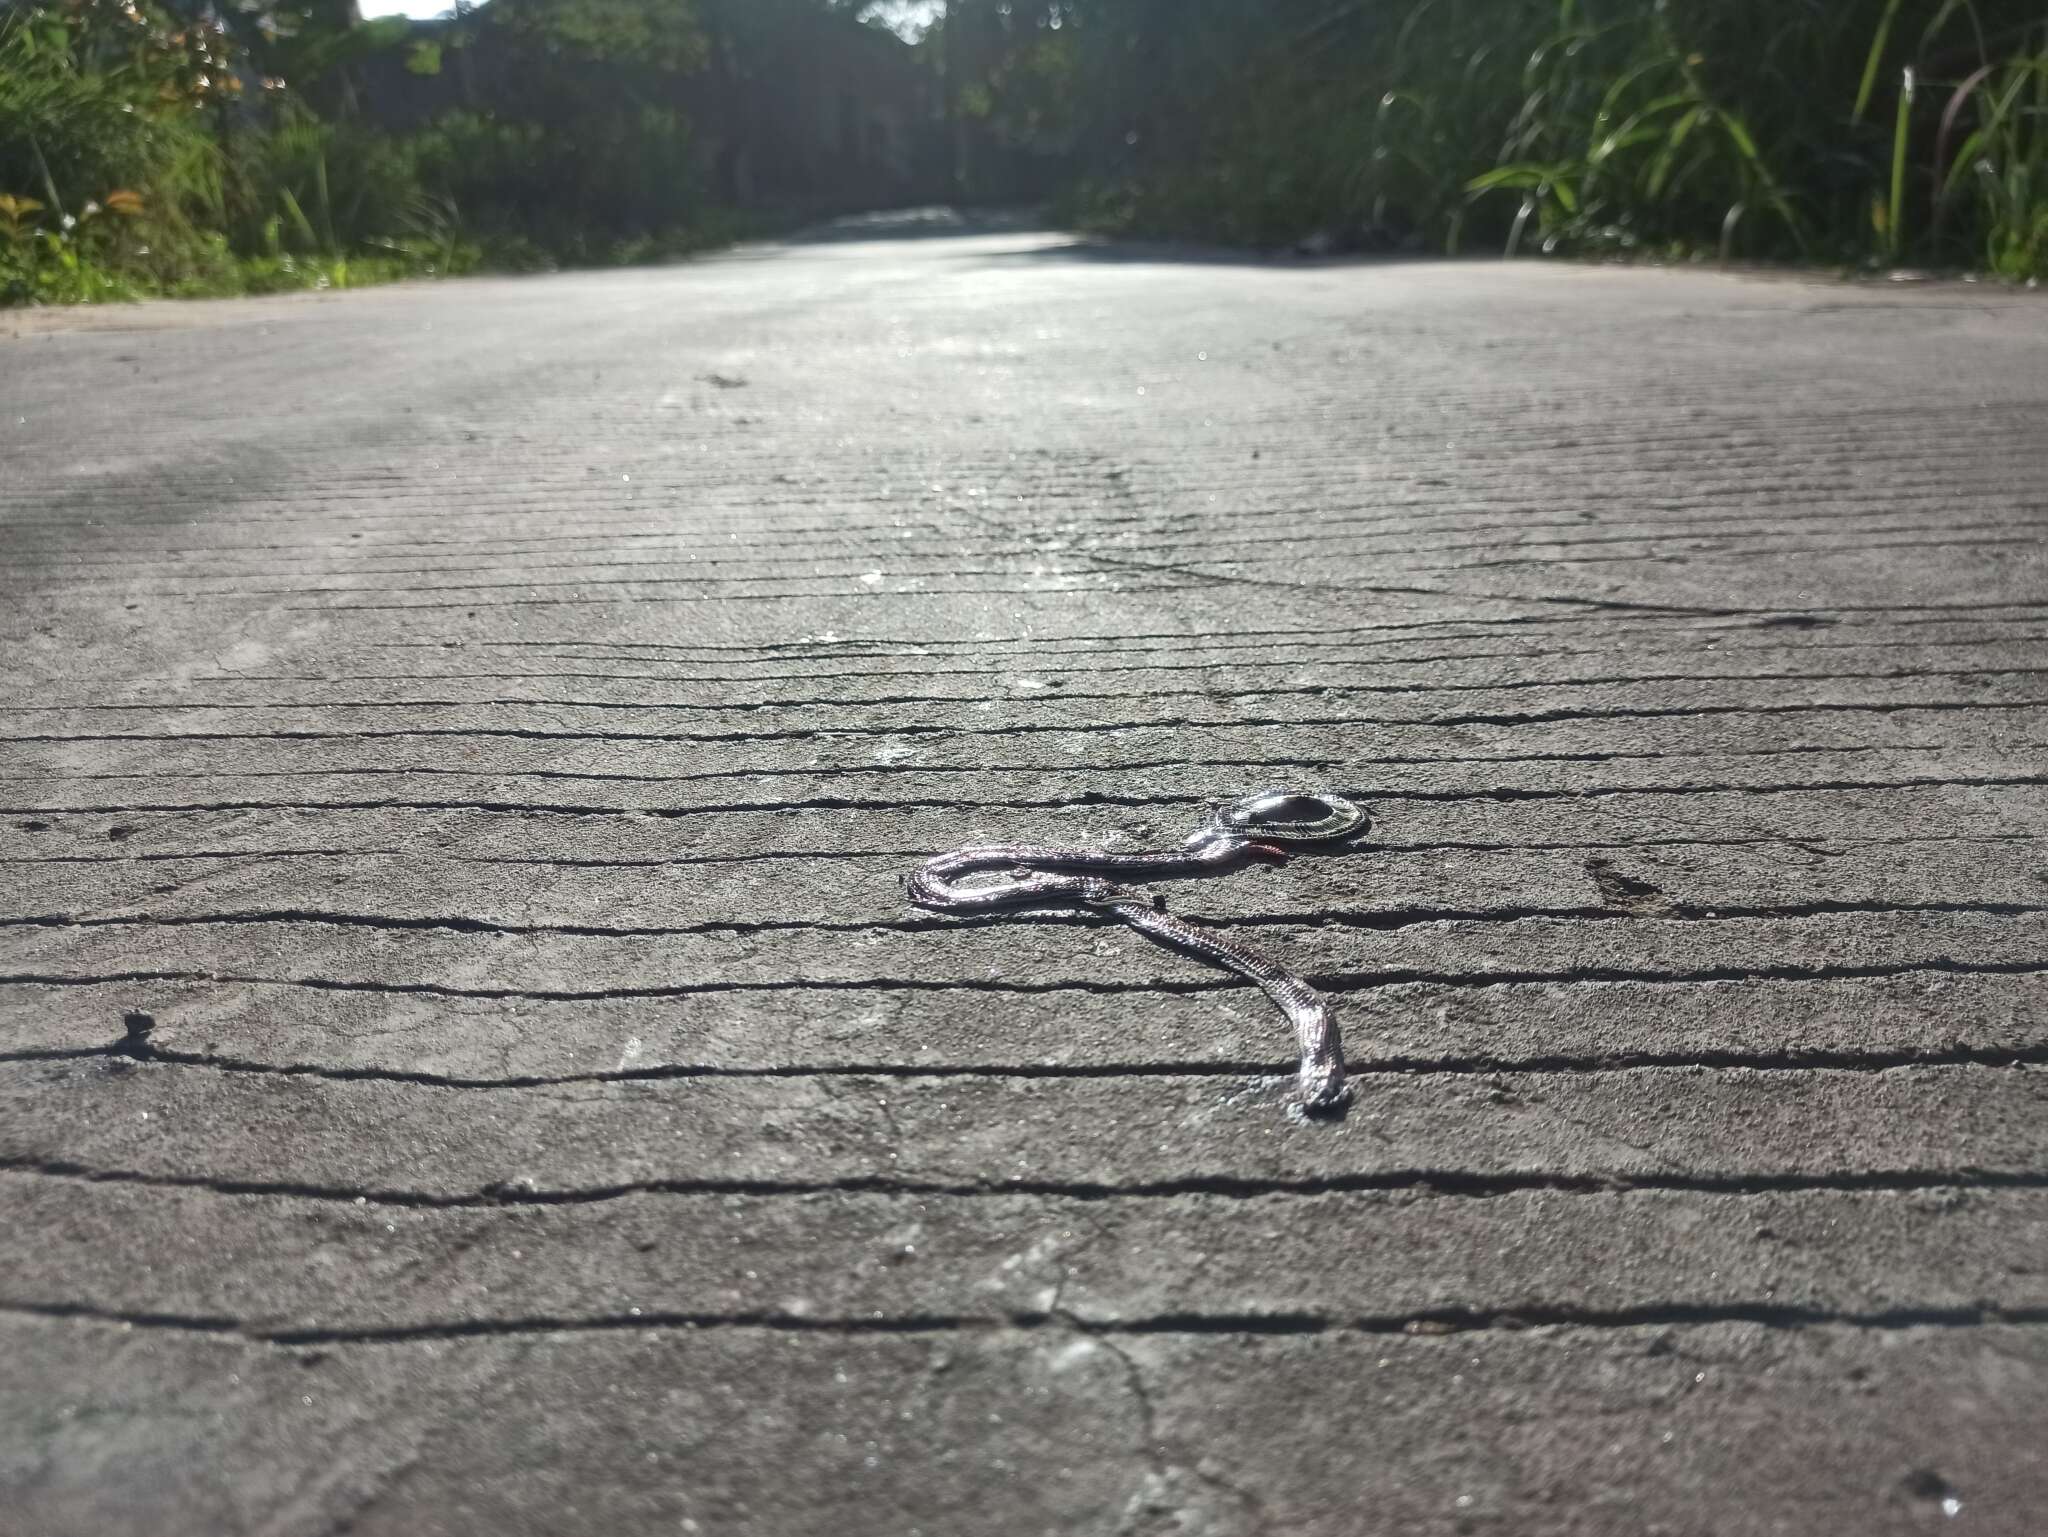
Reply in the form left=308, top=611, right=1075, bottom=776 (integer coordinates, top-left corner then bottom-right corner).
left=906, top=789, right=1370, bottom=1112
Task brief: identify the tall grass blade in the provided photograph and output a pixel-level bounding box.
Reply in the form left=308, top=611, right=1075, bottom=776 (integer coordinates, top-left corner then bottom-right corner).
left=279, top=188, right=317, bottom=249
left=314, top=153, right=334, bottom=252
left=1720, top=200, right=1745, bottom=263
left=1506, top=194, right=1536, bottom=255
left=1937, top=64, right=1997, bottom=208
left=1854, top=0, right=1906, bottom=126
left=1889, top=65, right=1915, bottom=260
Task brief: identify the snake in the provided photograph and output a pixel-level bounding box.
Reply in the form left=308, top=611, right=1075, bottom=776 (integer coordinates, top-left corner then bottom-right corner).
left=906, top=789, right=1371, bottom=1112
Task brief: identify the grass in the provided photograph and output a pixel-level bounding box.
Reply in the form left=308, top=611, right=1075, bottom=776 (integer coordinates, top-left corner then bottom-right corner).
left=1937, top=50, right=2048, bottom=277
left=1066, top=0, right=2048, bottom=282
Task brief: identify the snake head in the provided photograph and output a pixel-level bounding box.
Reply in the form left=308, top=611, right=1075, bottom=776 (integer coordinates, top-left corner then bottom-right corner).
left=1181, top=826, right=1290, bottom=867
left=1212, top=789, right=1370, bottom=847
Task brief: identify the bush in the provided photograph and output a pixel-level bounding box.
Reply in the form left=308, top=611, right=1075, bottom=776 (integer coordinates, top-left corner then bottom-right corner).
left=0, top=0, right=738, bottom=305
left=0, top=4, right=230, bottom=292
left=1026, top=0, right=2048, bottom=278
left=406, top=104, right=703, bottom=252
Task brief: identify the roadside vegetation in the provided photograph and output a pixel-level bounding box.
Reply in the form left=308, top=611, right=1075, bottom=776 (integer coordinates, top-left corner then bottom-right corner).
left=0, top=0, right=763, bottom=305
left=3, top=0, right=2043, bottom=308
left=1022, top=0, right=2047, bottom=279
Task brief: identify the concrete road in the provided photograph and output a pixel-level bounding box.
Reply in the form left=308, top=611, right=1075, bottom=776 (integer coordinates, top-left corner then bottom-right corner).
left=3, top=227, right=2046, bottom=1535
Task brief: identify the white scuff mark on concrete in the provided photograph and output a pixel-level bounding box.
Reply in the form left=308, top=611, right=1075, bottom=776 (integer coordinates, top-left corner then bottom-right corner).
left=1047, top=1338, right=1100, bottom=1373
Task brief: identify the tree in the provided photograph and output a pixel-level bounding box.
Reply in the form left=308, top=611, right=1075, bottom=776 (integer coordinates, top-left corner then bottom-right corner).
left=489, top=0, right=707, bottom=74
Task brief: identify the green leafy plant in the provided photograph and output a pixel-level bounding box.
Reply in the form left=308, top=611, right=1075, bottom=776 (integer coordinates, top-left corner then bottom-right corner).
left=0, top=188, right=153, bottom=304
left=1009, top=0, right=2047, bottom=279
left=1937, top=46, right=2048, bottom=278
left=1461, top=4, right=1805, bottom=260
left=1884, top=65, right=1916, bottom=261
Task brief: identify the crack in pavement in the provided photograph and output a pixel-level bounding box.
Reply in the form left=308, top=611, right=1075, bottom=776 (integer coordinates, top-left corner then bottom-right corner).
left=4, top=1298, right=2044, bottom=1349
left=4, top=897, right=2045, bottom=937
left=4, top=954, right=2044, bottom=1001
left=7, top=1158, right=2046, bottom=1210
left=4, top=1037, right=2045, bottom=1090
left=6, top=694, right=2046, bottom=747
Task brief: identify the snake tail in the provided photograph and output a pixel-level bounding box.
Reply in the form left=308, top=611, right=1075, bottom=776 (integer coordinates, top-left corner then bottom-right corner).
left=1113, top=904, right=1350, bottom=1112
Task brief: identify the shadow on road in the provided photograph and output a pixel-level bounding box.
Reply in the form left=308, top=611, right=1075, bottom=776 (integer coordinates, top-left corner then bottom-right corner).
left=955, top=233, right=1463, bottom=271
left=784, top=206, right=1452, bottom=269
left=783, top=206, right=1050, bottom=243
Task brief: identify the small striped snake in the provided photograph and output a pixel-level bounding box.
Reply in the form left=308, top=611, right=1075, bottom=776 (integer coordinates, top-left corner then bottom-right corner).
left=906, top=789, right=1371, bottom=1112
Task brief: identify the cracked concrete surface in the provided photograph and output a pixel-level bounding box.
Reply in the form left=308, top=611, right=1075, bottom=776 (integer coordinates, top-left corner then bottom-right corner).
left=2, top=228, right=2046, bottom=1533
